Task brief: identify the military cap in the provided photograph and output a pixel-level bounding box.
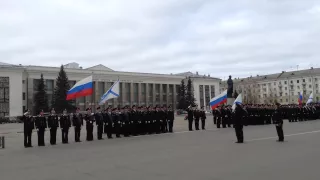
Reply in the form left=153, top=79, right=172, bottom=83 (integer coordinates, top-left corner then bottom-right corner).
left=76, top=107, right=80, bottom=110
left=275, top=102, right=281, bottom=106
left=86, top=108, right=91, bottom=111
left=132, top=105, right=136, bottom=108
left=24, top=109, right=29, bottom=113
left=97, top=106, right=100, bottom=110
left=168, top=105, right=171, bottom=108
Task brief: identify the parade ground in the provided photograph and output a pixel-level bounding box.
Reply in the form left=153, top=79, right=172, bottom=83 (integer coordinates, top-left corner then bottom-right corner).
left=1, top=116, right=320, bottom=180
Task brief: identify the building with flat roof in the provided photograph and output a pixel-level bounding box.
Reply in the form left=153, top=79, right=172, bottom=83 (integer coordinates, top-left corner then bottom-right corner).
left=220, top=67, right=320, bottom=104
left=0, top=62, right=220, bottom=117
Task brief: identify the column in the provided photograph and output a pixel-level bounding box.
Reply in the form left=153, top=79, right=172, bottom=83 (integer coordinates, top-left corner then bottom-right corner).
left=159, top=84, right=163, bottom=106
left=173, top=85, right=177, bottom=109
left=94, top=81, right=99, bottom=111
left=130, top=82, right=134, bottom=106
left=138, top=83, right=141, bottom=105
left=203, top=85, right=205, bottom=108
left=166, top=84, right=169, bottom=107
left=121, top=82, right=126, bottom=106
left=146, top=83, right=149, bottom=106
left=152, top=83, right=156, bottom=106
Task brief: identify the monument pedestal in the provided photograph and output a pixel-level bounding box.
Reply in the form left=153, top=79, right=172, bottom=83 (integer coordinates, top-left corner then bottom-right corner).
left=227, top=98, right=235, bottom=106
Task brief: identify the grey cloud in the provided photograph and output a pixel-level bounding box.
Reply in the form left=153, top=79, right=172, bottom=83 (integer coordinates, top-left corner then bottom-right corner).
left=1, top=0, right=320, bottom=79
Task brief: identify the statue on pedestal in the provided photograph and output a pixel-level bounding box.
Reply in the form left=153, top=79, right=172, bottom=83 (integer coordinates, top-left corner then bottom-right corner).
left=227, top=75, right=233, bottom=98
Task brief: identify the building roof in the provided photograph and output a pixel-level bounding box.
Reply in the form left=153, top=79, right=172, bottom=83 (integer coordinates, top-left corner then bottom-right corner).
left=220, top=67, right=320, bottom=85
left=174, top=71, right=219, bottom=80
left=0, top=62, right=17, bottom=67
left=85, top=64, right=114, bottom=71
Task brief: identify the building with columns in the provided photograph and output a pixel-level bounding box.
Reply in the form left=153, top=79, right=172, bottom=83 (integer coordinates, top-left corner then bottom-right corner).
left=0, top=62, right=220, bottom=117
left=219, top=67, right=320, bottom=105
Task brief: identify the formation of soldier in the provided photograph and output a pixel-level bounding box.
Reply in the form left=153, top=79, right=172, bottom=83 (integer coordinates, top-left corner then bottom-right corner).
left=185, top=105, right=207, bottom=131
left=21, top=105, right=175, bottom=148
left=211, top=103, right=320, bottom=128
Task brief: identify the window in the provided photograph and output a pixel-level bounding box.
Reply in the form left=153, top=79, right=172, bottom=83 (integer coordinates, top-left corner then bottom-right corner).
left=274, top=88, right=276, bottom=91
left=23, top=106, right=26, bottom=113
left=316, top=84, right=319, bottom=88
left=291, top=92, right=294, bottom=96
left=33, top=79, right=40, bottom=90
left=291, top=80, right=293, bottom=84
left=280, top=99, right=283, bottom=103
left=22, top=80, right=25, bottom=84
left=315, top=78, right=318, bottom=81
left=303, top=79, right=305, bottom=82
left=284, top=81, right=287, bottom=84
left=274, top=82, right=276, bottom=85
left=297, top=86, right=300, bottom=89
left=309, top=85, right=312, bottom=88
left=22, top=92, right=25, bottom=100
left=297, top=80, right=300, bottom=83
left=285, top=87, right=287, bottom=90
left=280, top=92, right=283, bottom=96
left=46, top=80, right=54, bottom=91
left=309, top=78, right=311, bottom=82
left=286, top=99, right=288, bottom=102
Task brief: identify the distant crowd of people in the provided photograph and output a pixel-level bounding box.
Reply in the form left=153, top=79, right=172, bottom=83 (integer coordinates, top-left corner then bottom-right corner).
left=21, top=105, right=175, bottom=148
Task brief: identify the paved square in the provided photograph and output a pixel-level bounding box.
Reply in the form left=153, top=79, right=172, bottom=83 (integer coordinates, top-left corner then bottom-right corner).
left=1, top=116, right=320, bottom=180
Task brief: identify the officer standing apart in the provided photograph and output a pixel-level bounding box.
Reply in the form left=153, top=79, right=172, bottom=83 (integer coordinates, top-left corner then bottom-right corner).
left=187, top=105, right=194, bottom=131
left=35, top=110, right=47, bottom=146
left=22, top=109, right=34, bottom=148
left=167, top=105, right=174, bottom=133
left=233, top=103, right=247, bottom=143
left=273, top=103, right=284, bottom=142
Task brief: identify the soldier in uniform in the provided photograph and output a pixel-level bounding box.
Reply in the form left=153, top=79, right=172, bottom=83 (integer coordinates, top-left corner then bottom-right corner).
left=22, top=109, right=34, bottom=148
left=233, top=103, right=247, bottom=143
left=200, top=106, right=206, bottom=130
left=72, top=108, right=83, bottom=142
left=95, top=107, right=104, bottom=140
left=104, top=108, right=113, bottom=139
left=216, top=106, right=222, bottom=128
left=48, top=108, right=59, bottom=145
left=113, top=108, right=122, bottom=138
left=84, top=108, right=95, bottom=141
left=122, top=106, right=131, bottom=137
left=167, top=105, right=174, bottom=133
left=186, top=105, right=194, bottom=131
left=130, top=105, right=139, bottom=136
left=273, top=103, right=284, bottom=142
left=35, top=110, right=47, bottom=146
left=60, top=109, right=71, bottom=144
left=194, top=106, right=200, bottom=130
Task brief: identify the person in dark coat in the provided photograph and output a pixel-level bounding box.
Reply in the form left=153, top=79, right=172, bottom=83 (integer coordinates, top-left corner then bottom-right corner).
left=167, top=105, right=175, bottom=132
left=186, top=105, right=194, bottom=131
left=48, top=108, right=59, bottom=145
left=104, top=108, right=113, bottom=139
left=233, top=103, right=247, bottom=143
left=84, top=108, right=95, bottom=141
left=95, top=107, right=104, bottom=140
left=72, top=108, right=83, bottom=142
left=22, top=109, right=34, bottom=148
left=35, top=110, right=47, bottom=146
left=60, top=109, right=71, bottom=144
left=273, top=103, right=284, bottom=142
left=200, top=106, right=206, bottom=130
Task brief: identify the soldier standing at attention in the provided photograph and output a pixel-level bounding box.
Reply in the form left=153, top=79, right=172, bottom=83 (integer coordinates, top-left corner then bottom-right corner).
left=167, top=105, right=175, bottom=133
left=35, top=110, right=47, bottom=146
left=48, top=108, right=59, bottom=145
left=95, top=107, right=104, bottom=140
left=60, top=109, right=71, bottom=144
left=104, top=108, right=113, bottom=139
left=72, top=108, right=83, bottom=142
left=113, top=108, right=122, bottom=138
left=200, top=106, right=206, bottom=130
left=194, top=107, right=200, bottom=130
left=84, top=108, right=95, bottom=141
left=273, top=103, right=284, bottom=142
left=22, top=109, right=34, bottom=148
left=233, top=103, right=247, bottom=143
left=186, top=105, right=194, bottom=131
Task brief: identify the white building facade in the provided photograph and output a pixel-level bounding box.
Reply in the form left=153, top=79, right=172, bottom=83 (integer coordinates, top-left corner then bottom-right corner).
left=0, top=63, right=220, bottom=117
left=220, top=68, right=320, bottom=104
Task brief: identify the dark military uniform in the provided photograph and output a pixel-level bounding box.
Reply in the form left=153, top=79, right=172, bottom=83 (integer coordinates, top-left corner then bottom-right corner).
left=60, top=111, right=71, bottom=144
left=95, top=107, right=104, bottom=140
left=167, top=106, right=174, bottom=132
left=72, top=109, right=83, bottom=142
left=233, top=104, right=247, bottom=143
left=273, top=103, right=284, bottom=142
left=84, top=108, right=95, bottom=141
left=200, top=107, right=206, bottom=130
left=186, top=106, right=194, bottom=131
left=22, top=110, right=34, bottom=148
left=48, top=109, right=59, bottom=145
left=35, top=111, right=47, bottom=146
left=103, top=108, right=113, bottom=139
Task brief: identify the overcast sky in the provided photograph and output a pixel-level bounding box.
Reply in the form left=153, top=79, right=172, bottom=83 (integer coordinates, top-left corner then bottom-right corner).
left=1, top=0, right=320, bottom=79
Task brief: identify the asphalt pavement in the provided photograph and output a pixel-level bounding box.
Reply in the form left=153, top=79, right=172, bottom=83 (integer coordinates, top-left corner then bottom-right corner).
left=1, top=116, right=320, bottom=180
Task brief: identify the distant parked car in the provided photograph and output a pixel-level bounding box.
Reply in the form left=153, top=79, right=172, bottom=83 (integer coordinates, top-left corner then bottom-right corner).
left=176, top=109, right=187, bottom=115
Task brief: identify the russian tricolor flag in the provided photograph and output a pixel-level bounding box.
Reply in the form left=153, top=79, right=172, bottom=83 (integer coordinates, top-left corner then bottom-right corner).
left=209, top=90, right=227, bottom=110
left=66, top=76, right=93, bottom=100
left=298, top=91, right=303, bottom=105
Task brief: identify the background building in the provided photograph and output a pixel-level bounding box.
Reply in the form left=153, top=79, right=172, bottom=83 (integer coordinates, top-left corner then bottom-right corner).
left=220, top=67, right=320, bottom=104
left=0, top=62, right=220, bottom=117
